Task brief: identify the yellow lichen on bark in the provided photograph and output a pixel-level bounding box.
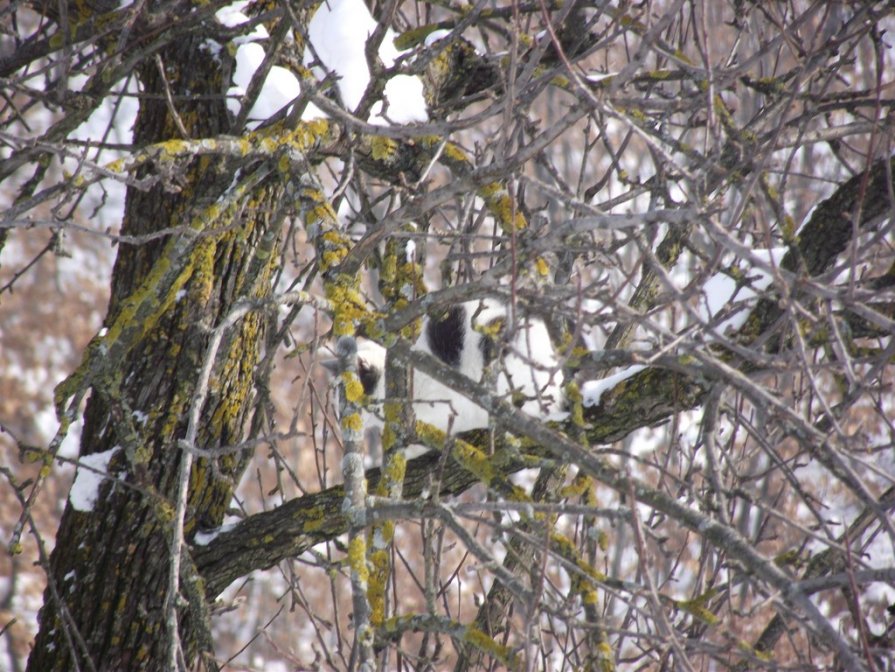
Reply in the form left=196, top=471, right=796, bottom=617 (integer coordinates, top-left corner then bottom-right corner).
left=369, top=135, right=398, bottom=162
left=346, top=535, right=369, bottom=586
left=463, top=626, right=518, bottom=669
left=450, top=440, right=497, bottom=486
left=342, top=411, right=364, bottom=433
left=368, top=547, right=389, bottom=625
left=325, top=280, right=367, bottom=336
left=479, top=183, right=527, bottom=232
left=341, top=372, right=365, bottom=403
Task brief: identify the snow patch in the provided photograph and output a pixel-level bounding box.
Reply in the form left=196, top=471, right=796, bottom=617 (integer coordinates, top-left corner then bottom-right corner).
left=304, top=0, right=428, bottom=124
left=697, top=248, right=788, bottom=334
left=193, top=521, right=239, bottom=545
left=425, top=29, right=451, bottom=46
left=585, top=71, right=616, bottom=83
left=217, top=1, right=324, bottom=125
left=215, top=1, right=269, bottom=43
left=69, top=446, right=120, bottom=512
left=582, top=365, right=646, bottom=407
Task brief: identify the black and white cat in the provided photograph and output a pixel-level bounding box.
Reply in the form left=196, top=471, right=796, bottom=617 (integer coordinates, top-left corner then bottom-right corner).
left=350, top=299, right=564, bottom=434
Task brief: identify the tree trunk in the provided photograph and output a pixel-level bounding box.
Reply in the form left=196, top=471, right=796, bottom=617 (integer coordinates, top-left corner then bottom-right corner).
left=27, top=29, right=280, bottom=672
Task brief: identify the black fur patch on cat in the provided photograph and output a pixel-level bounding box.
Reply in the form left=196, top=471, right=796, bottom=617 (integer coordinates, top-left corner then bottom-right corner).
left=426, top=305, right=466, bottom=368
left=357, top=357, right=382, bottom=395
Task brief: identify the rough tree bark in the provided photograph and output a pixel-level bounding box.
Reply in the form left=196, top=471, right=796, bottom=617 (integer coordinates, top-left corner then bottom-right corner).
left=26, top=19, right=282, bottom=672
